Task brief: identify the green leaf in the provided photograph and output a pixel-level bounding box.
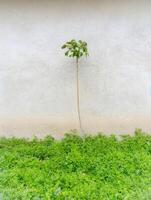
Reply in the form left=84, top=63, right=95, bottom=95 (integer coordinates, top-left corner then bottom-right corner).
left=61, top=44, right=66, bottom=49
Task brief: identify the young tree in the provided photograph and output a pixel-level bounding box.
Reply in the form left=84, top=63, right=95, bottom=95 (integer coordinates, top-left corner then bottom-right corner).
left=61, top=39, right=89, bottom=133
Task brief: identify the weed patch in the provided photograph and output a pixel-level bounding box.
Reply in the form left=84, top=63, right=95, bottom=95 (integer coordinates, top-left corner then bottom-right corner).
left=0, top=130, right=151, bottom=199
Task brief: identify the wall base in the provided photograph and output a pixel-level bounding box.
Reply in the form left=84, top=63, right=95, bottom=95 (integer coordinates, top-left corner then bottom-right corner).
left=0, top=115, right=150, bottom=139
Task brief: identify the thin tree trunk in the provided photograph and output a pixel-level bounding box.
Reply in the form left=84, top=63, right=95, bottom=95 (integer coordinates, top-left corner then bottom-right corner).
left=76, top=57, right=83, bottom=133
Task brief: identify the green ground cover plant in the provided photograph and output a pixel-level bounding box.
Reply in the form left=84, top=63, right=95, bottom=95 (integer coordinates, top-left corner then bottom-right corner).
left=0, top=129, right=151, bottom=199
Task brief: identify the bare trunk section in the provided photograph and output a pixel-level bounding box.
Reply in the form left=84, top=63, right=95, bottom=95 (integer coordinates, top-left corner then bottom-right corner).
left=76, top=58, right=83, bottom=133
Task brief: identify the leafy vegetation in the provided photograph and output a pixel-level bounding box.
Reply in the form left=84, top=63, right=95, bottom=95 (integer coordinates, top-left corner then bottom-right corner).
left=61, top=39, right=88, bottom=58
left=0, top=129, right=151, bottom=199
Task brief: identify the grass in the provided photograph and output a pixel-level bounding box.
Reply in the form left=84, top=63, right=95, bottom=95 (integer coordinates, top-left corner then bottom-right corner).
left=0, top=129, right=151, bottom=200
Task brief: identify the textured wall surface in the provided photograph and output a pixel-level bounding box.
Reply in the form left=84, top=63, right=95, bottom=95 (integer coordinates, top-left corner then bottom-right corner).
left=0, top=0, right=151, bottom=137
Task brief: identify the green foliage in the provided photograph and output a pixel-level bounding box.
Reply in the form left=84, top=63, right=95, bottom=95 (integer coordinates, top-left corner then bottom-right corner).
left=61, top=39, right=88, bottom=59
left=0, top=130, right=151, bottom=199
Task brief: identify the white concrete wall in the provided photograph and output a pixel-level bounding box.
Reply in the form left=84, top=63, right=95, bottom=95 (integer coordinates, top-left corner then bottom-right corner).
left=0, top=0, right=151, bottom=138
